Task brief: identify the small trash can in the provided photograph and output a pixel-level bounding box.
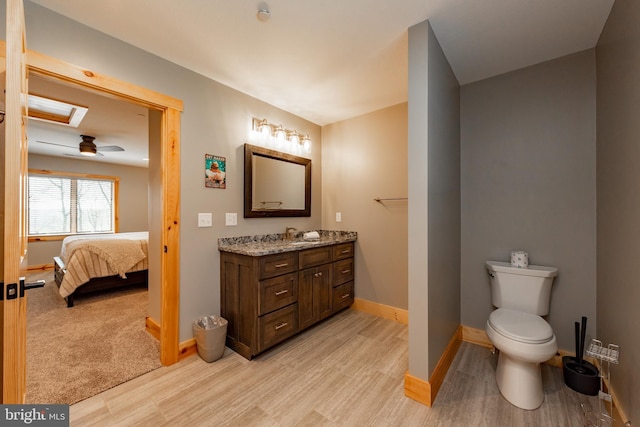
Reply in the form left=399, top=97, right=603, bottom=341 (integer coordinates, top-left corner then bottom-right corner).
left=193, top=315, right=228, bottom=362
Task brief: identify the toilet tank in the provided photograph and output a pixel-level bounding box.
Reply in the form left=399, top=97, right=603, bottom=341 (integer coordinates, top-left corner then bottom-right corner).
left=486, top=261, right=558, bottom=316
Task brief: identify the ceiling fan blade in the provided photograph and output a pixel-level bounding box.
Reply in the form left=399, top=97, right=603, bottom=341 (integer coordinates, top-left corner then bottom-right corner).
left=96, top=145, right=124, bottom=152
left=35, top=140, right=76, bottom=149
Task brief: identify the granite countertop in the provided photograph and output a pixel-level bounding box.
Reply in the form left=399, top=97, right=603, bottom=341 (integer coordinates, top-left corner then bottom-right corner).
left=218, top=230, right=357, bottom=256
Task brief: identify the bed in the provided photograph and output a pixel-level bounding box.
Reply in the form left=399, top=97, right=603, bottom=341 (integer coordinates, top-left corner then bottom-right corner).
left=53, top=231, right=149, bottom=307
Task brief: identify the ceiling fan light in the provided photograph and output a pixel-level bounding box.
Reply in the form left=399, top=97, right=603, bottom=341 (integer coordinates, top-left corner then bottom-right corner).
left=79, top=135, right=97, bottom=156
left=79, top=143, right=97, bottom=156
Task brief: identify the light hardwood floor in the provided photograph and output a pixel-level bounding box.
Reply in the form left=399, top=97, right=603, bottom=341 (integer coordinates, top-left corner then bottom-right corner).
left=70, top=309, right=600, bottom=426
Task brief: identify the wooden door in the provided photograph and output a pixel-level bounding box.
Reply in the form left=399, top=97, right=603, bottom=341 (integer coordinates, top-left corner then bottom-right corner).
left=2, top=0, right=29, bottom=403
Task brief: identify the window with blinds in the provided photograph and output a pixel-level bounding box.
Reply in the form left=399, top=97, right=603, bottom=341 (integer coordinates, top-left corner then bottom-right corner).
left=28, top=172, right=116, bottom=237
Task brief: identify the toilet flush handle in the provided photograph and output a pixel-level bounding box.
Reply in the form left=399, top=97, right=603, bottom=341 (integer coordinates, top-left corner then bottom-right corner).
left=488, top=272, right=495, bottom=278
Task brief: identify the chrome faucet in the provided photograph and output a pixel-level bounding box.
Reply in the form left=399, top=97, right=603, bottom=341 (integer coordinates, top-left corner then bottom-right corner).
left=284, top=227, right=297, bottom=241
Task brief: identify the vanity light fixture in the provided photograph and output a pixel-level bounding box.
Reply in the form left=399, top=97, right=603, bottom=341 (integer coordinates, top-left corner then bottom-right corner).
left=251, top=117, right=312, bottom=153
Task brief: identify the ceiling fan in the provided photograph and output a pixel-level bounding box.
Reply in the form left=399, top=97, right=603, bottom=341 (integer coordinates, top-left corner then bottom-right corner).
left=35, top=135, right=125, bottom=157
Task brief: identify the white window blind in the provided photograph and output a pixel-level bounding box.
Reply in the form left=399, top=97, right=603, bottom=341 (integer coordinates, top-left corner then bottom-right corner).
left=28, top=174, right=115, bottom=236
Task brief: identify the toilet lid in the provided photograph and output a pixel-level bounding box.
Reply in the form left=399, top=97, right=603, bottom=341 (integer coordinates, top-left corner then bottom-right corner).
left=488, top=308, right=554, bottom=344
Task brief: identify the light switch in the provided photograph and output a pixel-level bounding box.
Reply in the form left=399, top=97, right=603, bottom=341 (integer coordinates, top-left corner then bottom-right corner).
left=225, top=212, right=237, bottom=226
left=336, top=212, right=342, bottom=222
left=198, top=213, right=212, bottom=227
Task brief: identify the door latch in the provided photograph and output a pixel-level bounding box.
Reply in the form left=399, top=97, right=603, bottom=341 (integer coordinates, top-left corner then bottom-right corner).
left=0, top=282, right=19, bottom=300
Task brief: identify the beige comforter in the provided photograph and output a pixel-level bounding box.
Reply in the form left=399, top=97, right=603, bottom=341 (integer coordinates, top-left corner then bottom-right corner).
left=58, top=232, right=149, bottom=298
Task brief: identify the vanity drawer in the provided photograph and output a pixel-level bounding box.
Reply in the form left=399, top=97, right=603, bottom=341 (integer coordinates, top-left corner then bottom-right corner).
left=258, top=273, right=298, bottom=315
left=259, top=252, right=298, bottom=279
left=333, top=258, right=354, bottom=286
left=333, top=242, right=354, bottom=261
left=299, top=246, right=333, bottom=269
left=259, top=303, right=298, bottom=351
left=333, top=281, right=354, bottom=312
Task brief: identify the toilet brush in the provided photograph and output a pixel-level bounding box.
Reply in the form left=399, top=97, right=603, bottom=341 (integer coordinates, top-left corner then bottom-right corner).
left=563, top=316, right=599, bottom=395
left=579, top=316, right=587, bottom=370
left=574, top=322, right=586, bottom=373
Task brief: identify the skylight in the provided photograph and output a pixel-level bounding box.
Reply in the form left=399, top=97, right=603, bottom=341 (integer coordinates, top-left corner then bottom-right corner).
left=28, top=93, right=89, bottom=128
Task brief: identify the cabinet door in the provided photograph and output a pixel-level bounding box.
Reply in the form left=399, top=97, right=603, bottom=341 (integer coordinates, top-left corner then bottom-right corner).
left=299, top=264, right=333, bottom=330
left=315, top=264, right=333, bottom=322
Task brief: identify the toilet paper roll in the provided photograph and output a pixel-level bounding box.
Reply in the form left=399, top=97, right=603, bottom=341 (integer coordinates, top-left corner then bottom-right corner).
left=511, top=251, right=529, bottom=268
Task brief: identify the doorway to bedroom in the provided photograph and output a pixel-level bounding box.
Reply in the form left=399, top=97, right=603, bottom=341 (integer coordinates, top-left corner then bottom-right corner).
left=24, top=73, right=161, bottom=403
left=15, top=48, right=182, bottom=403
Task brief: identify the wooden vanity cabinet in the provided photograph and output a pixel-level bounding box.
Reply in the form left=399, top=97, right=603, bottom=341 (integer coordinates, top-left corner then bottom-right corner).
left=220, top=241, right=355, bottom=359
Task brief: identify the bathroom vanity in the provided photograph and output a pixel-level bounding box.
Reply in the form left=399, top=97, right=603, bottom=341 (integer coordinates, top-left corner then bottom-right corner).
left=218, top=231, right=356, bottom=359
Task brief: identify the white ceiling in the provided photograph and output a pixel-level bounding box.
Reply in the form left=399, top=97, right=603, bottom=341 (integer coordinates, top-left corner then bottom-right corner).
left=26, top=0, right=614, bottom=167
left=30, top=0, right=614, bottom=126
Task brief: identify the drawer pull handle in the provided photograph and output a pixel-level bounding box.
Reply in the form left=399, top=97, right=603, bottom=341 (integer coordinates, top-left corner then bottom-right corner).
left=341, top=249, right=351, bottom=254
left=275, top=322, right=288, bottom=330
left=274, top=263, right=289, bottom=268
left=275, top=290, right=289, bottom=296
left=341, top=269, right=351, bottom=274
left=341, top=294, right=351, bottom=299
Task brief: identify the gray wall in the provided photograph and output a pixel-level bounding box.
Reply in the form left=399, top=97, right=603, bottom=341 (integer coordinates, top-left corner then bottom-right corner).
left=596, top=0, right=640, bottom=421
left=460, top=50, right=597, bottom=352
left=27, top=153, right=149, bottom=266
left=408, top=20, right=461, bottom=379
left=426, top=22, right=461, bottom=375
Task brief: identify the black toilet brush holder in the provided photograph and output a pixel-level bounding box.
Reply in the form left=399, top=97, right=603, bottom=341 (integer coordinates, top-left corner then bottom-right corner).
left=562, top=356, right=600, bottom=395
left=562, top=317, right=600, bottom=396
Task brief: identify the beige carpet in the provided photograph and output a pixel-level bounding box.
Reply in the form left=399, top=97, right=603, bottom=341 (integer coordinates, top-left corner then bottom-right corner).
left=26, top=271, right=161, bottom=405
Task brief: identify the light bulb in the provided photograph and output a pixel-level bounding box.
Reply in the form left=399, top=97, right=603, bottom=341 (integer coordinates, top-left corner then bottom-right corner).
left=258, top=119, right=271, bottom=137
left=274, top=125, right=287, bottom=146
left=302, top=135, right=312, bottom=153
left=289, top=130, right=300, bottom=146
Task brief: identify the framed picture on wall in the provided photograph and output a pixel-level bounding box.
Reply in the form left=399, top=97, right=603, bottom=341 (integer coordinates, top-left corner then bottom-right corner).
left=205, top=154, right=226, bottom=189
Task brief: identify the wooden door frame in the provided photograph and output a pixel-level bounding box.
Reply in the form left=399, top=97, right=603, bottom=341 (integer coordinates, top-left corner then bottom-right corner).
left=0, top=41, right=183, bottom=366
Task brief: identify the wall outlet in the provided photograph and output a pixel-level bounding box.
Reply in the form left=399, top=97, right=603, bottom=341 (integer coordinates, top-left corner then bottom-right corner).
left=198, top=213, right=212, bottom=227
left=225, top=212, right=238, bottom=226
left=336, top=212, right=342, bottom=222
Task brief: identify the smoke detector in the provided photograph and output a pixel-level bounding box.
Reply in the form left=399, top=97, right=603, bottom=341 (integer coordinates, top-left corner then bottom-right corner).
left=257, top=8, right=270, bottom=22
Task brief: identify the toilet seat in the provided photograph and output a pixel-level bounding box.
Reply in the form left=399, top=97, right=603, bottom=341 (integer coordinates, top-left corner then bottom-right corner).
left=488, top=308, right=553, bottom=344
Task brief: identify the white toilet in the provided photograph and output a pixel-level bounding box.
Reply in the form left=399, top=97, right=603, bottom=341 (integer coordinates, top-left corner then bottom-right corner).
left=485, top=260, right=558, bottom=410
